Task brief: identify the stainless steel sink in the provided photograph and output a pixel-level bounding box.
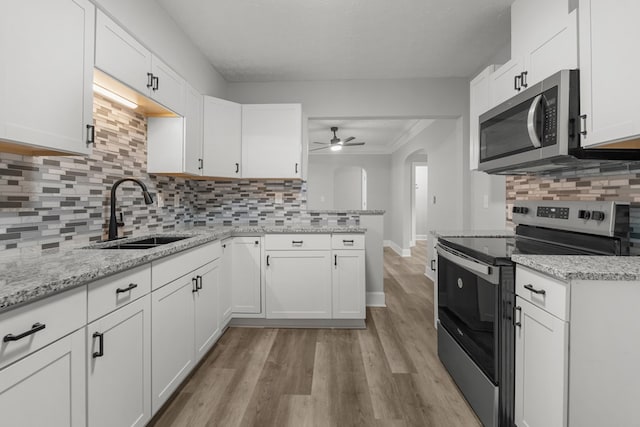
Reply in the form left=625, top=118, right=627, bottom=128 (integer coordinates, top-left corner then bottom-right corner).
left=98, top=236, right=189, bottom=250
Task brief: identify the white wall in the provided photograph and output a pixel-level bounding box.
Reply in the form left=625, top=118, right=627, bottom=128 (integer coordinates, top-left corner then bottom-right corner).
left=307, top=154, right=392, bottom=239
left=415, top=165, right=429, bottom=238
left=94, top=0, right=227, bottom=97
left=333, top=167, right=363, bottom=210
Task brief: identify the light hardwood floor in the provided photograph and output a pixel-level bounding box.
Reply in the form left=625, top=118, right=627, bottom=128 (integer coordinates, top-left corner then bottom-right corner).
left=150, top=241, right=481, bottom=427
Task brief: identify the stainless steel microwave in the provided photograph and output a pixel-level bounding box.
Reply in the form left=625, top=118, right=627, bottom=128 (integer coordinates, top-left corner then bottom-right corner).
left=477, top=69, right=640, bottom=175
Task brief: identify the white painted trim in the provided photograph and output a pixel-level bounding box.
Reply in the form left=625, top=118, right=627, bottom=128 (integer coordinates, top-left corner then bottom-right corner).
left=416, top=234, right=428, bottom=240
left=409, top=240, right=415, bottom=248
left=366, top=292, right=386, bottom=307
left=425, top=270, right=436, bottom=282
left=385, top=240, right=411, bottom=257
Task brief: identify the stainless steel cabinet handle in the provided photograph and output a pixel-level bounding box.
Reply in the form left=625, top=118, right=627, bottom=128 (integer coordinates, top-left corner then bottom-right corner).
left=579, top=114, right=588, bottom=136
left=116, top=283, right=138, bottom=294
left=524, top=284, right=546, bottom=295
left=4, top=323, right=46, bottom=342
left=86, top=124, right=95, bottom=146
left=430, top=259, right=436, bottom=271
left=92, top=332, right=104, bottom=358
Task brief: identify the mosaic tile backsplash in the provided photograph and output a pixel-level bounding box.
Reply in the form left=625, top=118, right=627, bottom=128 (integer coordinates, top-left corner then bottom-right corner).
left=0, top=94, right=362, bottom=255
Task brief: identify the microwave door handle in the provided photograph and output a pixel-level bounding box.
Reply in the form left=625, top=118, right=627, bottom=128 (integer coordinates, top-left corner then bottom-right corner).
left=527, top=94, right=543, bottom=148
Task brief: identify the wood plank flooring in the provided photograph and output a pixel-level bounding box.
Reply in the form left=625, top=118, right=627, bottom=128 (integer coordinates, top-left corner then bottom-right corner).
left=150, top=241, right=481, bottom=427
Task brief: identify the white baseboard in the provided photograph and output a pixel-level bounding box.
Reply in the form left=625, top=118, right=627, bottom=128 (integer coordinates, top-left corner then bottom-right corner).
left=416, top=234, right=428, bottom=241
left=425, top=270, right=436, bottom=282
left=384, top=240, right=411, bottom=257
left=366, top=292, right=386, bottom=307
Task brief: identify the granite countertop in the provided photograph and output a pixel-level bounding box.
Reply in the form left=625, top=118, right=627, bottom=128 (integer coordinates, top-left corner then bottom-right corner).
left=307, top=209, right=385, bottom=215
left=432, top=229, right=514, bottom=238
left=0, top=225, right=366, bottom=314
left=512, top=255, right=640, bottom=281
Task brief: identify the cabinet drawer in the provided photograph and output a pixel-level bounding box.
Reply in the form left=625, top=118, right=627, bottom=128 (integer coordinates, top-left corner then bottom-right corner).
left=265, top=234, right=330, bottom=250
left=331, top=234, right=365, bottom=250
left=152, top=241, right=221, bottom=290
left=516, top=266, right=568, bottom=320
left=87, top=264, right=151, bottom=322
left=0, top=286, right=86, bottom=370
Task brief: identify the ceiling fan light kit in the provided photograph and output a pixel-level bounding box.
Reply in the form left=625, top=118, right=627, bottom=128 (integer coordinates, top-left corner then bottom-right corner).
left=311, top=126, right=366, bottom=152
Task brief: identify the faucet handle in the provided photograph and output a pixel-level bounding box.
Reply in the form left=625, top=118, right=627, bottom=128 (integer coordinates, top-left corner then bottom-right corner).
left=117, top=212, right=125, bottom=227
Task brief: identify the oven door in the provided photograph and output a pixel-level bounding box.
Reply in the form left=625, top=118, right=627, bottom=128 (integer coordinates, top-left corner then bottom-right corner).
left=437, top=243, right=500, bottom=383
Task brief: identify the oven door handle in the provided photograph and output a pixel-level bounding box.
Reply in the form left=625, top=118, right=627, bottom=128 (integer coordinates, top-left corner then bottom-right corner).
left=436, top=244, right=498, bottom=284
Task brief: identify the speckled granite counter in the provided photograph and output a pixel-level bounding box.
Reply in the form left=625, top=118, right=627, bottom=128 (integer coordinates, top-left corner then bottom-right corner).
left=307, top=209, right=385, bottom=215
left=0, top=225, right=366, bottom=313
left=512, top=255, right=640, bottom=281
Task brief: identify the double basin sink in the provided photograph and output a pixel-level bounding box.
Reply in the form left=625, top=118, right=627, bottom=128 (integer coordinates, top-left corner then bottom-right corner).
left=98, top=236, right=189, bottom=250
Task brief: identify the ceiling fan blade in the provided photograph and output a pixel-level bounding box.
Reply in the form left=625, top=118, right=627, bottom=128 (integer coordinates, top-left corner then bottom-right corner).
left=342, top=136, right=355, bottom=143
left=343, top=142, right=365, bottom=146
left=312, top=141, right=330, bottom=145
left=310, top=146, right=331, bottom=152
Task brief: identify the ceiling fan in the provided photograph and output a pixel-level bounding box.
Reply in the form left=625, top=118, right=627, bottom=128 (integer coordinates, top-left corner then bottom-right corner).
left=311, top=126, right=365, bottom=152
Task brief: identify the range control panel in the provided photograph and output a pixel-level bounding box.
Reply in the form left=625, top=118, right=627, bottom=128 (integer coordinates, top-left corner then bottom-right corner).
left=511, top=201, right=628, bottom=237
left=536, top=206, right=570, bottom=219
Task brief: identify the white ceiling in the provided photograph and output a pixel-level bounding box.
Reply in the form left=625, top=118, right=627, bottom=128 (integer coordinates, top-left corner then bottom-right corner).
left=156, top=0, right=513, bottom=82
left=308, top=119, right=434, bottom=155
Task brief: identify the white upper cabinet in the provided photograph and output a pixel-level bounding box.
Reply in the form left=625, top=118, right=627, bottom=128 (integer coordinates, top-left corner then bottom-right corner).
left=184, top=83, right=204, bottom=176
left=242, top=104, right=303, bottom=179
left=203, top=96, right=242, bottom=178
left=470, top=65, right=496, bottom=170
left=95, top=10, right=185, bottom=115
left=578, top=0, right=640, bottom=148
left=146, top=116, right=187, bottom=174
left=0, top=0, right=95, bottom=155
left=489, top=0, right=577, bottom=109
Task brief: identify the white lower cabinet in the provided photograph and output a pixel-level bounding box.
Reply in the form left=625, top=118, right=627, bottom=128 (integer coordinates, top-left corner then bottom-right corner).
left=219, top=238, right=234, bottom=326
left=194, top=260, right=221, bottom=360
left=514, top=296, right=568, bottom=427
left=0, top=328, right=86, bottom=427
left=87, top=295, right=151, bottom=427
left=266, top=250, right=332, bottom=319
left=232, top=237, right=263, bottom=315
left=332, top=249, right=365, bottom=319
left=151, top=272, right=197, bottom=413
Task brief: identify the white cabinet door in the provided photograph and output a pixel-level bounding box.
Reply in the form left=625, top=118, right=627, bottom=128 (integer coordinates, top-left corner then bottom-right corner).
left=265, top=250, right=332, bottom=319
left=489, top=58, right=524, bottom=108
left=332, top=250, right=365, bottom=319
left=0, top=328, right=85, bottom=427
left=203, top=96, right=242, bottom=177
left=470, top=65, right=496, bottom=170
left=151, top=275, right=196, bottom=413
left=0, top=0, right=94, bottom=155
left=510, top=0, right=570, bottom=60
left=194, top=260, right=220, bottom=361
left=150, top=55, right=186, bottom=116
left=242, top=104, right=302, bottom=179
left=515, top=297, right=568, bottom=427
left=147, top=117, right=186, bottom=174
left=88, top=295, right=151, bottom=427
left=232, top=237, right=262, bottom=315
left=578, top=0, right=640, bottom=147
left=524, top=10, right=577, bottom=88
left=95, top=10, right=151, bottom=97
left=219, top=239, right=234, bottom=326
left=184, top=84, right=204, bottom=176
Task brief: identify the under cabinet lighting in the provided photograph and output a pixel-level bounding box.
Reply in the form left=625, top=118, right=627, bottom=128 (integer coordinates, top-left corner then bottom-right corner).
left=330, top=145, right=342, bottom=152
left=93, top=84, right=138, bottom=109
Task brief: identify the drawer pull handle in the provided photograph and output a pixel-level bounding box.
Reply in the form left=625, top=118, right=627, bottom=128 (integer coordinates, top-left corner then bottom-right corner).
left=116, top=283, right=138, bottom=294
left=192, top=277, right=198, bottom=293
left=335, top=254, right=338, bottom=266
left=342, top=239, right=354, bottom=245
left=524, top=284, right=546, bottom=295
left=292, top=240, right=303, bottom=245
left=3, top=323, right=46, bottom=342
left=92, top=332, right=104, bottom=358
left=196, top=275, right=203, bottom=290
left=266, top=255, right=270, bottom=266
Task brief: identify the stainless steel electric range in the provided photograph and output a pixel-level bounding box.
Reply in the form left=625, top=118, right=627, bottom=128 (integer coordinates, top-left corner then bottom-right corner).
left=435, top=200, right=630, bottom=427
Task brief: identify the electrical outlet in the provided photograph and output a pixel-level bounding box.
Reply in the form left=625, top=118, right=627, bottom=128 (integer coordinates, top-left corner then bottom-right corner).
left=156, top=194, right=164, bottom=208
left=174, top=193, right=180, bottom=207
left=275, top=192, right=283, bottom=204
